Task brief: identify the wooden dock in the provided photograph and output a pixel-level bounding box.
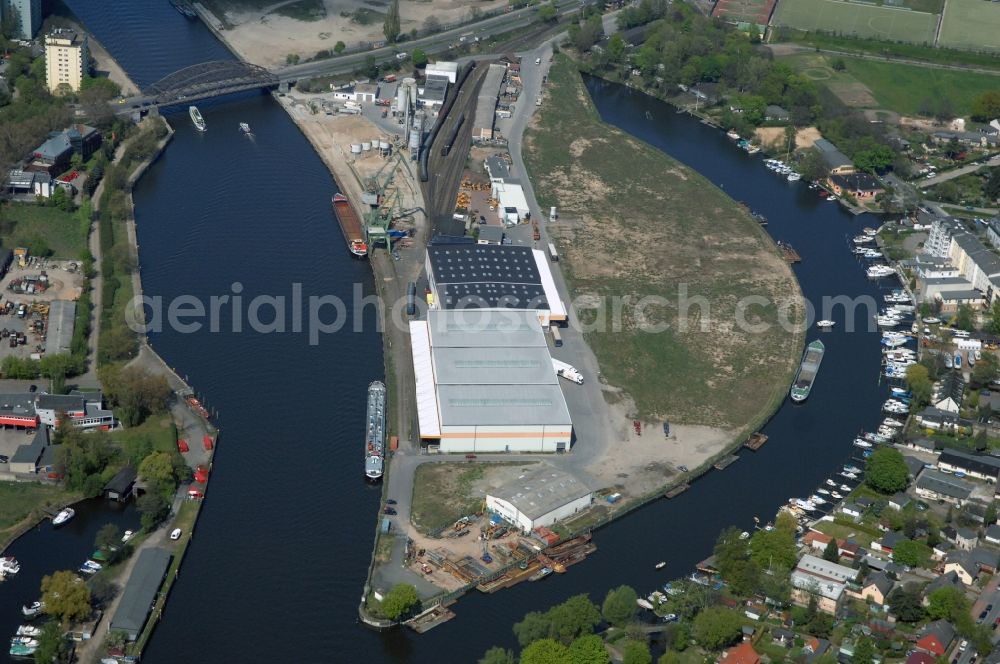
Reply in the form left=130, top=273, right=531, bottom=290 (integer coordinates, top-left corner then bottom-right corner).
left=664, top=483, right=690, bottom=499
left=713, top=455, right=739, bottom=471
left=777, top=241, right=801, bottom=263
left=405, top=604, right=456, bottom=633
left=744, top=432, right=768, bottom=451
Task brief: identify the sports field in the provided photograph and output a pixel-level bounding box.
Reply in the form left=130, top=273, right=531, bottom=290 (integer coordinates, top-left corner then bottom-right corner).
left=713, top=0, right=777, bottom=24
left=771, top=0, right=938, bottom=44
left=939, top=0, right=1000, bottom=51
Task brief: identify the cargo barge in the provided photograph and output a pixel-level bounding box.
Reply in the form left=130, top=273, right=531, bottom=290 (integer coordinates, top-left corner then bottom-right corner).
left=790, top=339, right=825, bottom=403
left=365, top=381, right=386, bottom=481
left=332, top=193, right=368, bottom=258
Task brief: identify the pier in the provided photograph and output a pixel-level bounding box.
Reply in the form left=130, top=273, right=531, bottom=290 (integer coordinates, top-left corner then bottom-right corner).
left=713, top=455, right=739, bottom=471
left=744, top=432, right=768, bottom=451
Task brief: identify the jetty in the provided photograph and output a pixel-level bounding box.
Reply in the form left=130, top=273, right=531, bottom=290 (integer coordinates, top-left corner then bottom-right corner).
left=777, top=241, right=801, bottom=263
left=405, top=604, right=456, bottom=633
left=744, top=432, right=768, bottom=451
left=713, top=455, right=739, bottom=471
left=664, top=483, right=690, bottom=499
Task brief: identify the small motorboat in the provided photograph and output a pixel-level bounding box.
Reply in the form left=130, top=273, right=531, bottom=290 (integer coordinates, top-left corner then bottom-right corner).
left=239, top=122, right=252, bottom=135
left=654, top=561, right=666, bottom=570
left=15, top=626, right=40, bottom=637
left=52, top=508, right=75, bottom=526
left=840, top=484, right=852, bottom=492
left=831, top=491, right=843, bottom=500
left=816, top=320, right=835, bottom=328
left=739, top=531, right=750, bottom=539
left=923, top=317, right=941, bottom=324
left=9, top=643, right=36, bottom=657
left=0, top=556, right=20, bottom=576
left=826, top=479, right=837, bottom=486
left=21, top=602, right=43, bottom=619
left=816, top=488, right=830, bottom=495
left=10, top=637, right=38, bottom=647
left=637, top=598, right=655, bottom=610
left=121, top=530, right=135, bottom=543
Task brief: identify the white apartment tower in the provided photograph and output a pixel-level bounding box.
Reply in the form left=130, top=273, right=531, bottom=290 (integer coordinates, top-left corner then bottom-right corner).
left=44, top=29, right=89, bottom=94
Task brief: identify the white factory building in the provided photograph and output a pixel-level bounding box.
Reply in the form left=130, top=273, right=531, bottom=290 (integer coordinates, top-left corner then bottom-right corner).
left=425, top=242, right=567, bottom=326
left=409, top=309, right=573, bottom=453
left=425, top=61, right=458, bottom=83
left=486, top=464, right=592, bottom=532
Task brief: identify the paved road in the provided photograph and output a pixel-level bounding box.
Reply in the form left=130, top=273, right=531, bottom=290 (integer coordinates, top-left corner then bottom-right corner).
left=919, top=155, right=1000, bottom=187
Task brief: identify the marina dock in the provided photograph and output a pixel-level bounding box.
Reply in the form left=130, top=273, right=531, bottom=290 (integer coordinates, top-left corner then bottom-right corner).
left=744, top=432, right=768, bottom=451
left=713, top=455, right=739, bottom=471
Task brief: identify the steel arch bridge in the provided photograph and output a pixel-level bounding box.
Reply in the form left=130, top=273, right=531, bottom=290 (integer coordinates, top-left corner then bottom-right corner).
left=145, top=61, right=279, bottom=104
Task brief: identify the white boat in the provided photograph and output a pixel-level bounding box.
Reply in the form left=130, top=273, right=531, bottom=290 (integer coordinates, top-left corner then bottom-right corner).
left=654, top=561, right=666, bottom=569
left=826, top=479, right=837, bottom=486
left=810, top=495, right=828, bottom=504
left=21, top=602, right=43, bottom=618
left=969, top=353, right=976, bottom=367
left=976, top=349, right=982, bottom=361
left=840, top=484, right=852, bottom=492
left=923, top=317, right=941, bottom=324
left=726, top=130, right=740, bottom=140
left=745, top=144, right=761, bottom=154
left=10, top=637, right=38, bottom=647
left=882, top=418, right=904, bottom=428
left=842, top=471, right=859, bottom=478
left=945, top=355, right=953, bottom=368
left=787, top=172, right=801, bottom=181
left=816, top=320, right=835, bottom=328
left=189, top=105, right=206, bottom=131
left=831, top=491, right=843, bottom=499
left=121, top=530, right=135, bottom=543
left=0, top=556, right=20, bottom=576
left=239, top=122, right=252, bottom=135
left=52, top=508, right=74, bottom=526
left=853, top=235, right=874, bottom=245
left=816, top=488, right=830, bottom=495
left=853, top=439, right=872, bottom=449
left=15, top=626, right=40, bottom=637
left=637, top=598, right=655, bottom=610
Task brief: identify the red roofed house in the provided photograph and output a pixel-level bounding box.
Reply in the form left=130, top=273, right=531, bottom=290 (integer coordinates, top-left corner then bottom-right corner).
left=803, top=531, right=833, bottom=552
left=720, top=642, right=760, bottom=664
left=906, top=652, right=937, bottom=664
left=915, top=620, right=956, bottom=657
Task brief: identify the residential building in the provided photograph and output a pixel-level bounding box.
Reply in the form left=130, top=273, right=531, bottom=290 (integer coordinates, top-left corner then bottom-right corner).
left=969, top=547, right=998, bottom=574
left=932, top=541, right=954, bottom=561
left=764, top=105, right=790, bottom=122
left=8, top=427, right=55, bottom=475
left=803, top=531, right=833, bottom=552
left=914, top=407, right=972, bottom=434
left=915, top=469, right=974, bottom=505
left=485, top=464, right=591, bottom=532
left=932, top=130, right=1000, bottom=148
left=860, top=572, right=894, bottom=606
left=840, top=502, right=863, bottom=520
left=906, top=653, right=938, bottom=664
left=985, top=523, right=1000, bottom=545
left=813, top=138, right=854, bottom=175
left=790, top=554, right=857, bottom=614
left=925, top=218, right=963, bottom=259
left=35, top=390, right=114, bottom=430
left=987, top=219, right=1000, bottom=251
left=937, top=449, right=1000, bottom=482
left=904, top=438, right=938, bottom=453
left=873, top=530, right=903, bottom=554
left=944, top=552, right=979, bottom=585
left=827, top=173, right=885, bottom=199
left=719, top=642, right=760, bottom=664
left=950, top=232, right=1000, bottom=295
left=915, top=620, right=956, bottom=657
left=922, top=571, right=962, bottom=603
left=2, top=0, right=41, bottom=39
left=45, top=29, right=89, bottom=94
left=409, top=309, right=572, bottom=452
left=955, top=527, right=977, bottom=550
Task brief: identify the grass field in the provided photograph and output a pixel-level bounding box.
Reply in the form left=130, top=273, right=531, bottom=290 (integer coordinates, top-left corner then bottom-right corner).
left=939, top=0, right=1000, bottom=51
left=781, top=52, right=999, bottom=115
left=0, top=203, right=89, bottom=259
left=772, top=0, right=938, bottom=44
left=111, top=413, right=179, bottom=461
left=523, top=56, right=803, bottom=426
left=782, top=30, right=1000, bottom=69
left=410, top=462, right=489, bottom=535
left=272, top=0, right=327, bottom=21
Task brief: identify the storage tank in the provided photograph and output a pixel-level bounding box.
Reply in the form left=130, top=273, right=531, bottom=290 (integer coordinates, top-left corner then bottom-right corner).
left=550, top=206, right=557, bottom=220
left=361, top=142, right=372, bottom=151
left=396, top=87, right=408, bottom=115
left=350, top=144, right=363, bottom=154
left=408, top=128, right=420, bottom=152
left=379, top=140, right=391, bottom=150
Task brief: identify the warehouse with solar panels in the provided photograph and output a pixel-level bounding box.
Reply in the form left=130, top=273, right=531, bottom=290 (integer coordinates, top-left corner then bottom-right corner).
left=425, top=243, right=567, bottom=327
left=410, top=308, right=572, bottom=453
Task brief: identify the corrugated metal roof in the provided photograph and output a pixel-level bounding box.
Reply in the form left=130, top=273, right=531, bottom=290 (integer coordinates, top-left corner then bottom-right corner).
left=409, top=321, right=441, bottom=437
left=46, top=299, right=76, bottom=356
left=438, top=383, right=571, bottom=426
left=489, top=465, right=590, bottom=519
left=432, top=346, right=557, bottom=385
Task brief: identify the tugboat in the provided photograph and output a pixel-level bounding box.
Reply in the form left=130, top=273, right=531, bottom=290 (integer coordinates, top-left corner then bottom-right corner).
left=189, top=106, right=206, bottom=132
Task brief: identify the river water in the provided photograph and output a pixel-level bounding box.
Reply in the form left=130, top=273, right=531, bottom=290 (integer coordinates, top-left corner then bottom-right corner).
left=5, top=3, right=897, bottom=662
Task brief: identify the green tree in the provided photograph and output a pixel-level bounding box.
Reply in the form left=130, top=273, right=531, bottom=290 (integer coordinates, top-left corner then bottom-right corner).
left=98, top=364, right=171, bottom=427
left=514, top=611, right=553, bottom=647
left=691, top=606, right=743, bottom=650
left=549, top=594, right=601, bottom=644
left=955, top=304, right=976, bottom=331
left=749, top=525, right=797, bottom=571
left=985, top=168, right=1000, bottom=201
left=521, top=638, right=571, bottom=664
left=887, top=585, right=925, bottom=622
left=55, top=424, right=118, bottom=497
left=854, top=636, right=875, bottom=664
left=568, top=634, right=608, bottom=664
left=891, top=540, right=929, bottom=568
left=94, top=523, right=120, bottom=556
left=822, top=538, right=839, bottom=563
left=479, top=647, right=515, bottom=664
left=41, top=570, right=91, bottom=626
left=537, top=3, right=557, bottom=22
left=854, top=145, right=895, bottom=173
left=927, top=586, right=969, bottom=621
left=137, top=490, right=170, bottom=531
left=412, top=48, right=428, bottom=68
left=906, top=363, right=933, bottom=407
left=32, top=621, right=69, bottom=664
left=865, top=447, right=909, bottom=494
left=381, top=583, right=418, bottom=620
left=602, top=585, right=638, bottom=627
left=383, top=0, right=401, bottom=43
left=606, top=34, right=626, bottom=64
left=973, top=352, right=999, bottom=387
left=808, top=612, right=834, bottom=638
left=334, top=41, right=346, bottom=54
left=799, top=148, right=828, bottom=183
left=970, top=90, right=1000, bottom=122
left=139, top=451, right=177, bottom=497
left=621, top=640, right=651, bottom=664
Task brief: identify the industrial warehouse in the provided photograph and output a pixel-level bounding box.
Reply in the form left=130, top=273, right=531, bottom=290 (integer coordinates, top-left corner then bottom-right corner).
left=410, top=309, right=573, bottom=453
left=425, top=243, right=567, bottom=327
left=486, top=465, right=592, bottom=532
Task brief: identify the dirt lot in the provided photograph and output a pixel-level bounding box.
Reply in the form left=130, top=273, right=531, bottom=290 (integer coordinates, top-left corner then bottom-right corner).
left=206, top=0, right=510, bottom=69
left=754, top=126, right=821, bottom=151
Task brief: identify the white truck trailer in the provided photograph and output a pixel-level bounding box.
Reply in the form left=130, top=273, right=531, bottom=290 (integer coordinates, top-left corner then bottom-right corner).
left=551, top=358, right=583, bottom=384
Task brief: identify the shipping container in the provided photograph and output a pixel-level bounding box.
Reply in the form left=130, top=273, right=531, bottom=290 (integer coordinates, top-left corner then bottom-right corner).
left=550, top=326, right=562, bottom=347
left=547, top=243, right=558, bottom=262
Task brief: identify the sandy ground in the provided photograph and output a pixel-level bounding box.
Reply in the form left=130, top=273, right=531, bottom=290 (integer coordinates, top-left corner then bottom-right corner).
left=754, top=126, right=821, bottom=151
left=210, top=0, right=509, bottom=69
left=280, top=94, right=425, bottom=227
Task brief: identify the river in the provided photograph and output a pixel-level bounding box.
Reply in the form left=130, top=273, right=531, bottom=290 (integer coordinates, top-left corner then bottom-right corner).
left=9, top=4, right=896, bottom=662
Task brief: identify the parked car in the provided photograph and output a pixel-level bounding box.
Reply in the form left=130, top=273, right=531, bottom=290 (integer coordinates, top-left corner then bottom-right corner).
left=170, top=528, right=182, bottom=540
left=386, top=499, right=397, bottom=505
left=383, top=507, right=397, bottom=515
left=0, top=455, right=8, bottom=463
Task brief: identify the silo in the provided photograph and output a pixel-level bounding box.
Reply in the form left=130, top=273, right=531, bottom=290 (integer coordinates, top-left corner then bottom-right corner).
left=362, top=142, right=372, bottom=151
left=405, top=77, right=417, bottom=106
left=379, top=140, right=391, bottom=151
left=351, top=144, right=363, bottom=154
left=550, top=206, right=558, bottom=221
left=396, top=86, right=408, bottom=115
left=408, top=128, right=420, bottom=152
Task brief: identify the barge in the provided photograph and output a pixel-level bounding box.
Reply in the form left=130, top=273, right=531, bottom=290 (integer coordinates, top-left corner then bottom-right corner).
left=365, top=381, right=387, bottom=481
left=790, top=339, right=825, bottom=403
left=332, top=193, right=368, bottom=258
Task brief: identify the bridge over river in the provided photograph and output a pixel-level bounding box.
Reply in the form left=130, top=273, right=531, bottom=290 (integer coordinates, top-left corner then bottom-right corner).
left=118, top=60, right=281, bottom=111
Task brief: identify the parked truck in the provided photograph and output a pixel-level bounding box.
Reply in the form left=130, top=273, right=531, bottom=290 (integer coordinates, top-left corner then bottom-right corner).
left=551, top=358, right=583, bottom=384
